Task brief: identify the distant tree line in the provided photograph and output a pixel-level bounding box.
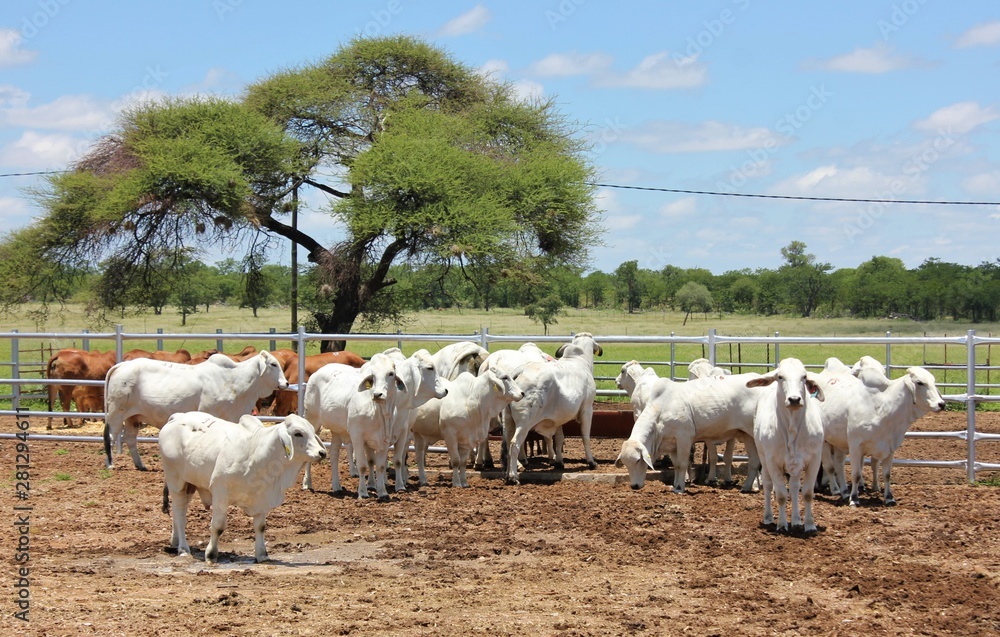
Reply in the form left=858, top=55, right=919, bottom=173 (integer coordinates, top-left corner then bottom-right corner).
left=55, top=241, right=1000, bottom=325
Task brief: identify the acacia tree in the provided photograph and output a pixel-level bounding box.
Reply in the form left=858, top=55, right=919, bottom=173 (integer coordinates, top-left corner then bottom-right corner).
left=4, top=36, right=599, bottom=348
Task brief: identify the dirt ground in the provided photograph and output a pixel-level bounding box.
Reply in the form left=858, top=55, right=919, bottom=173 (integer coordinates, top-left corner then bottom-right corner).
left=3, top=410, right=1000, bottom=636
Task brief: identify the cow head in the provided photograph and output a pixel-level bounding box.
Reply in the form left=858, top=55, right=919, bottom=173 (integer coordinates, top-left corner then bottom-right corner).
left=257, top=351, right=289, bottom=394
left=746, top=357, right=823, bottom=408
left=904, top=366, right=947, bottom=412
left=615, top=439, right=654, bottom=490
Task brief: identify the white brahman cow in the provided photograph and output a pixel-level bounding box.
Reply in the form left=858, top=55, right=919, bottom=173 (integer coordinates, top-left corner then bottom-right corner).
left=687, top=358, right=741, bottom=485
left=747, top=357, right=826, bottom=533
left=475, top=342, right=554, bottom=469
left=103, top=351, right=288, bottom=470
left=302, top=353, right=403, bottom=500
left=412, top=367, right=524, bottom=488
left=502, top=332, right=603, bottom=485
left=158, top=412, right=327, bottom=564
left=382, top=348, right=449, bottom=491
left=615, top=372, right=763, bottom=494
left=817, top=361, right=945, bottom=506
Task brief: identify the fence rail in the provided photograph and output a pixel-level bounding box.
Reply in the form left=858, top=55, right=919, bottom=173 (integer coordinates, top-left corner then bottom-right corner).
left=1, top=326, right=996, bottom=482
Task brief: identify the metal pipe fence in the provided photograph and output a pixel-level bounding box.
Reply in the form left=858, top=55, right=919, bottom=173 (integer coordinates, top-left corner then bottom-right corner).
left=2, top=326, right=998, bottom=482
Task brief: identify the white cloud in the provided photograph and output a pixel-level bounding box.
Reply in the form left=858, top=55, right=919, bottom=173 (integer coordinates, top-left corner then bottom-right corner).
left=478, top=58, right=508, bottom=79
left=598, top=51, right=707, bottom=89
left=3, top=93, right=115, bottom=132
left=511, top=79, right=544, bottom=103
left=528, top=52, right=612, bottom=77
left=0, top=29, right=37, bottom=67
left=604, top=213, right=644, bottom=232
left=621, top=120, right=788, bottom=153
left=0, top=196, right=32, bottom=224
left=955, top=21, right=1000, bottom=48
left=437, top=4, right=490, bottom=37
left=0, top=84, right=30, bottom=108
left=768, top=164, right=904, bottom=199
left=0, top=130, right=84, bottom=168
left=659, top=197, right=697, bottom=218
left=809, top=43, right=925, bottom=74
left=915, top=101, right=1000, bottom=135
left=962, top=171, right=1000, bottom=195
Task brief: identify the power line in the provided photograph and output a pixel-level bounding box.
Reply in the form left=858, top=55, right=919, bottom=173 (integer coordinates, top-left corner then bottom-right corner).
left=587, top=182, right=1000, bottom=207
left=0, top=170, right=69, bottom=178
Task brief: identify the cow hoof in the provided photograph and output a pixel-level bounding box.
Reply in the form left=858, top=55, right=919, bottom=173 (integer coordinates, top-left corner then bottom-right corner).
left=884, top=498, right=897, bottom=507
left=553, top=462, right=564, bottom=470
left=377, top=495, right=390, bottom=503
left=587, top=460, right=598, bottom=470
left=504, top=477, right=520, bottom=486
left=849, top=499, right=860, bottom=507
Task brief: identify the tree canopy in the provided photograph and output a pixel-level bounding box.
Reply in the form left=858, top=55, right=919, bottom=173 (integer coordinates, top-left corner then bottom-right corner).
left=5, top=35, right=600, bottom=347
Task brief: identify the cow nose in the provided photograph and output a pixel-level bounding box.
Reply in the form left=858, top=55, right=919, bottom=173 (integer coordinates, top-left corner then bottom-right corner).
left=787, top=396, right=802, bottom=406
left=937, top=400, right=946, bottom=411
left=319, top=448, right=328, bottom=459
left=373, top=391, right=385, bottom=401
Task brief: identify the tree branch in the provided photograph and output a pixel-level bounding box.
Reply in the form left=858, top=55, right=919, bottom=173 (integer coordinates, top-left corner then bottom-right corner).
left=303, top=178, right=350, bottom=199
left=256, top=214, right=329, bottom=263
left=364, top=236, right=409, bottom=296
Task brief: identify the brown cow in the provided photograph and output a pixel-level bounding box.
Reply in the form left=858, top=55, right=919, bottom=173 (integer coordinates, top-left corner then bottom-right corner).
left=271, top=351, right=366, bottom=416
left=123, top=348, right=205, bottom=364
left=46, top=349, right=118, bottom=429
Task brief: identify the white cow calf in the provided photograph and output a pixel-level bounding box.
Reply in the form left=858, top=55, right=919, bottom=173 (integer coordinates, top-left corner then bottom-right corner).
left=159, top=412, right=327, bottom=564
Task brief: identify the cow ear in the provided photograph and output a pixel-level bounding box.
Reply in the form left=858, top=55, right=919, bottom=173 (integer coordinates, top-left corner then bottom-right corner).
left=278, top=424, right=294, bottom=461
left=746, top=372, right=776, bottom=388
left=640, top=446, right=654, bottom=470
left=358, top=373, right=374, bottom=392
left=594, top=344, right=603, bottom=357
left=614, top=453, right=624, bottom=469
left=806, top=373, right=825, bottom=402
left=555, top=344, right=567, bottom=358
left=395, top=375, right=407, bottom=393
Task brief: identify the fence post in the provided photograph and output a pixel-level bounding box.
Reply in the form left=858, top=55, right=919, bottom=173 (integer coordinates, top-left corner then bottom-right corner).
left=157, top=328, right=164, bottom=352
left=480, top=327, right=489, bottom=351
left=885, top=331, right=892, bottom=377
left=669, top=332, right=676, bottom=380
left=269, top=327, right=277, bottom=353
left=216, top=329, right=224, bottom=354
left=967, top=329, right=977, bottom=483
left=397, top=329, right=403, bottom=352
left=774, top=332, right=780, bottom=366
left=82, top=328, right=90, bottom=352
left=708, top=328, right=717, bottom=366
left=115, top=324, right=123, bottom=362
left=296, top=325, right=307, bottom=416
left=11, top=329, right=19, bottom=413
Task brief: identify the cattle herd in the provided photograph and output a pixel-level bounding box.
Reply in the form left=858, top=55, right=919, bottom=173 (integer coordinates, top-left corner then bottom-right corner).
left=42, top=333, right=946, bottom=563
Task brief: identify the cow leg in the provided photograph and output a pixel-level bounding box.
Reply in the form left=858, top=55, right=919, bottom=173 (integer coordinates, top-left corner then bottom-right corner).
left=552, top=427, right=565, bottom=467
left=578, top=404, right=598, bottom=470
left=328, top=433, right=345, bottom=493
left=442, top=429, right=466, bottom=488
left=848, top=443, right=864, bottom=507
left=760, top=465, right=775, bottom=527
left=205, top=495, right=228, bottom=565
left=820, top=443, right=839, bottom=496
left=788, top=469, right=803, bottom=530
left=412, top=433, right=431, bottom=487
left=392, top=430, right=410, bottom=492
left=124, top=419, right=147, bottom=471
left=168, top=485, right=192, bottom=557
left=802, top=454, right=821, bottom=533
left=721, top=438, right=736, bottom=484
left=60, top=385, right=74, bottom=429
left=671, top=432, right=694, bottom=494
left=773, top=474, right=790, bottom=532
left=347, top=442, right=358, bottom=478
left=505, top=421, right=533, bottom=485
left=881, top=453, right=896, bottom=506
left=740, top=435, right=762, bottom=494
left=102, top=423, right=114, bottom=470
left=832, top=447, right=849, bottom=499
left=252, top=513, right=269, bottom=563
left=372, top=444, right=390, bottom=501
left=705, top=442, right=718, bottom=484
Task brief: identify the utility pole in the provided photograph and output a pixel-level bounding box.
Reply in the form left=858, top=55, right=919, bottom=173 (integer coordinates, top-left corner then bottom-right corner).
left=291, top=185, right=299, bottom=351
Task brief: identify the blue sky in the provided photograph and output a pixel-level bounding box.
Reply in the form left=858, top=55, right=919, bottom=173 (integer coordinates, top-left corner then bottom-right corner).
left=1, top=1, right=999, bottom=274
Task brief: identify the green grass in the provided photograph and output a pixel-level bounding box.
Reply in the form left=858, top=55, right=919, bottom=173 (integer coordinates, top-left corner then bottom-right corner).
left=54, top=449, right=68, bottom=456
left=53, top=472, right=72, bottom=481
